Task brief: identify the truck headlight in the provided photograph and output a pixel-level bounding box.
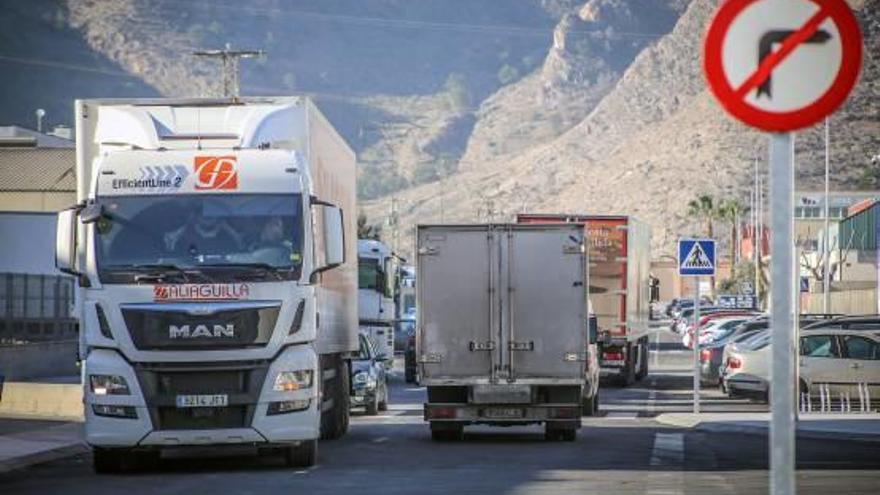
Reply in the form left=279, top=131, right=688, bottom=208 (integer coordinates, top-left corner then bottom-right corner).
left=273, top=370, right=313, bottom=391
left=90, top=374, right=130, bottom=396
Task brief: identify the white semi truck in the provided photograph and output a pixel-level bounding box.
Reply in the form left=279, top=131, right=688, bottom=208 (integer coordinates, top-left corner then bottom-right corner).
left=55, top=97, right=357, bottom=472
left=417, top=224, right=600, bottom=441
left=357, top=239, right=395, bottom=359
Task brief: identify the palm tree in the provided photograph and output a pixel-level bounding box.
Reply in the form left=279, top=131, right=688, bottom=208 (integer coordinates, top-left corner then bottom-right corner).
left=687, top=194, right=718, bottom=238
left=717, top=199, right=747, bottom=265
left=687, top=194, right=720, bottom=296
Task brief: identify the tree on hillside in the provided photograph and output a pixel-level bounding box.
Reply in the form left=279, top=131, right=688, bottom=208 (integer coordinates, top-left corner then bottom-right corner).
left=687, top=194, right=721, bottom=295
left=357, top=211, right=382, bottom=240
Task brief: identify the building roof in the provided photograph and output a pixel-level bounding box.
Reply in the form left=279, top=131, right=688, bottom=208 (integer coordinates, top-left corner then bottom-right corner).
left=0, top=126, right=74, bottom=149
left=0, top=148, right=75, bottom=192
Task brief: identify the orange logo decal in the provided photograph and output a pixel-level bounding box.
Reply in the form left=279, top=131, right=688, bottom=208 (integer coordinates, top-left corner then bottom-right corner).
left=194, top=156, right=238, bottom=190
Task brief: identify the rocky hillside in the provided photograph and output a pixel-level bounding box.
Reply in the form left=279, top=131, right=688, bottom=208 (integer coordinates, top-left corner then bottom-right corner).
left=363, top=0, right=880, bottom=255
left=3, top=0, right=877, bottom=257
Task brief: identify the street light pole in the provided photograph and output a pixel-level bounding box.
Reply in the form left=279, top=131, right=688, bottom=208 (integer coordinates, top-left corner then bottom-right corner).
left=823, top=117, right=832, bottom=313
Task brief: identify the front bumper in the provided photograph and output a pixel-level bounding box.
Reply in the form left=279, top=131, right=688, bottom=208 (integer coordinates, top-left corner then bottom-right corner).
left=83, top=346, right=320, bottom=448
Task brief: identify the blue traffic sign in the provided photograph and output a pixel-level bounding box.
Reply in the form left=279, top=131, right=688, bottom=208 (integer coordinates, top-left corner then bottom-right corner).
left=678, top=239, right=716, bottom=276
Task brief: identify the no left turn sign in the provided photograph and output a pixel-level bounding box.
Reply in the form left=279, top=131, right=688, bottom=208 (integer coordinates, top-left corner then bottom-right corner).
left=703, top=0, right=862, bottom=132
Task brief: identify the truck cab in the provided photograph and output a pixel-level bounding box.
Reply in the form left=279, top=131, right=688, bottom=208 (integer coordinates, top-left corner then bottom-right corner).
left=55, top=97, right=357, bottom=472
left=357, top=239, right=396, bottom=360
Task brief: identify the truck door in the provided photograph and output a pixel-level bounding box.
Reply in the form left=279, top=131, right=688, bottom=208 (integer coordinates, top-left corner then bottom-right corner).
left=505, top=225, right=588, bottom=381
left=418, top=226, right=496, bottom=381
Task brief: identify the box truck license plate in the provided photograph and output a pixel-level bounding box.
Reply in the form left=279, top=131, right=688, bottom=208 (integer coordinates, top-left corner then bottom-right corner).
left=483, top=407, right=523, bottom=419
left=176, top=394, right=228, bottom=408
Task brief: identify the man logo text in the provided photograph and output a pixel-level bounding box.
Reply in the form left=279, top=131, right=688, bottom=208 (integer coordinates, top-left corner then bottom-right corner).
left=194, top=156, right=238, bottom=190
left=169, top=324, right=235, bottom=339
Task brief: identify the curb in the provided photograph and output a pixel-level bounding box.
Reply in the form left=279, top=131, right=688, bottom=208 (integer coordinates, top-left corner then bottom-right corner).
left=656, top=414, right=880, bottom=444
left=0, top=442, right=88, bottom=475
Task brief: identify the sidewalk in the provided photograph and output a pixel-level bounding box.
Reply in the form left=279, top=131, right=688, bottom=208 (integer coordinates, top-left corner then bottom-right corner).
left=656, top=412, right=880, bottom=443
left=0, top=418, right=86, bottom=473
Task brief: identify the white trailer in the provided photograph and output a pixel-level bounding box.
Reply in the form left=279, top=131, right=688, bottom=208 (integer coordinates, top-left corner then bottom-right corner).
left=55, top=97, right=357, bottom=472
left=417, top=224, right=600, bottom=441
left=357, top=239, right=395, bottom=359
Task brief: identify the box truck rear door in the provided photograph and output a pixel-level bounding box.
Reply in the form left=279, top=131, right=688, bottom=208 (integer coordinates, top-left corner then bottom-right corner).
left=506, top=225, right=588, bottom=380
left=417, top=226, right=496, bottom=381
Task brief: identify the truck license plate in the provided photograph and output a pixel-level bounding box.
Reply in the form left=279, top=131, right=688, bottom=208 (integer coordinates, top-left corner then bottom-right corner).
left=483, top=407, right=523, bottom=419
left=176, top=394, right=228, bottom=408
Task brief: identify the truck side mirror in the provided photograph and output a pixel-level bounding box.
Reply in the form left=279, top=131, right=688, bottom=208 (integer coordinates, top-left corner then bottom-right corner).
left=323, top=205, right=345, bottom=267
left=55, top=208, right=78, bottom=275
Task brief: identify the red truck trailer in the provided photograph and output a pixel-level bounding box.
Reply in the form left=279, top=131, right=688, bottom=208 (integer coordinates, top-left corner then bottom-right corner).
left=517, top=214, right=652, bottom=385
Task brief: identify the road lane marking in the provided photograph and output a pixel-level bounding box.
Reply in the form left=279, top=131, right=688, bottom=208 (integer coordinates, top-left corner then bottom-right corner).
left=650, top=432, right=684, bottom=467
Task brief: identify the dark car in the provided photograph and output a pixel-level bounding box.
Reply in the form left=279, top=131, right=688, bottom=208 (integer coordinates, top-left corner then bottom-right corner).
left=394, top=317, right=416, bottom=354
left=404, top=331, right=417, bottom=383
left=351, top=333, right=390, bottom=415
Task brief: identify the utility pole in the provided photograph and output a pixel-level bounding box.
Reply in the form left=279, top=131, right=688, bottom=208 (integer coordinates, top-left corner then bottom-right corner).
left=194, top=43, right=265, bottom=97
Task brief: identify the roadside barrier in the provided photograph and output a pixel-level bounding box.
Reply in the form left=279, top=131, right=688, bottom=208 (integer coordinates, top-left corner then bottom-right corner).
left=799, top=382, right=876, bottom=414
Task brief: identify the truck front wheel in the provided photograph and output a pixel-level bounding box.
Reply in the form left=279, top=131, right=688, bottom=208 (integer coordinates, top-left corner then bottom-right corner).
left=92, top=448, right=123, bottom=474
left=285, top=439, right=317, bottom=468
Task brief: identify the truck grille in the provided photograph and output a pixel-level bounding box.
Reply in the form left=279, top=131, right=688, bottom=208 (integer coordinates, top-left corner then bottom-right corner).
left=157, top=406, right=248, bottom=430
left=134, top=361, right=269, bottom=431
left=121, top=301, right=280, bottom=350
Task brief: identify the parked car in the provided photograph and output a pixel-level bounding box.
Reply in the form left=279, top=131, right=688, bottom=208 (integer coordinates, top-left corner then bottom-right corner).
left=722, top=324, right=880, bottom=403
left=404, top=331, right=417, bottom=384
left=721, top=331, right=772, bottom=400
left=351, top=333, right=390, bottom=415
left=682, top=312, right=758, bottom=348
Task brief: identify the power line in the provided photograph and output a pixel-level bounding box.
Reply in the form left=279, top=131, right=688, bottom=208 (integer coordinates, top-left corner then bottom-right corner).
left=158, top=1, right=664, bottom=40
left=0, top=54, right=140, bottom=78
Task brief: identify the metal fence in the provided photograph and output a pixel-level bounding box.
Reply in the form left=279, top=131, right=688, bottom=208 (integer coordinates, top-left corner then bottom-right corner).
left=0, top=272, right=78, bottom=343
left=800, top=383, right=878, bottom=414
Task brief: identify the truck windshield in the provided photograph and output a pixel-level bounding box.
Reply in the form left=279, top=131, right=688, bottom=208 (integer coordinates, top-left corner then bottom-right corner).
left=358, top=258, right=380, bottom=290
left=95, top=194, right=304, bottom=283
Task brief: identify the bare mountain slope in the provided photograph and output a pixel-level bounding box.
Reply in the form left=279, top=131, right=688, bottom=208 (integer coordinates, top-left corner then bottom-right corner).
left=365, top=0, right=880, bottom=256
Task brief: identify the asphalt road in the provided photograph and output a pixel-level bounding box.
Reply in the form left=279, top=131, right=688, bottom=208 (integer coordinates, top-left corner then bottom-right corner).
left=2, top=327, right=879, bottom=495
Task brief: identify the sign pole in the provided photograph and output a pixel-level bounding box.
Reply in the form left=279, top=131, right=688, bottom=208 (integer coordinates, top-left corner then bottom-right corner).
left=693, top=278, right=701, bottom=414
left=770, top=132, right=795, bottom=495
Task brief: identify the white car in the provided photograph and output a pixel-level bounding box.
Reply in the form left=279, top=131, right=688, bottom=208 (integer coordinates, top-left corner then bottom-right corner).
left=723, top=327, right=880, bottom=402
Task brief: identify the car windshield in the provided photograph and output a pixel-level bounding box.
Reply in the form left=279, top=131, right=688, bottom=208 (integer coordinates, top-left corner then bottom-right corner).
left=94, top=194, right=304, bottom=283
left=358, top=258, right=381, bottom=290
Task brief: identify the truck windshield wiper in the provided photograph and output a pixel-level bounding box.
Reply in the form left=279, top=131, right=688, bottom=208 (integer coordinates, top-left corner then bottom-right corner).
left=106, top=263, right=213, bottom=284
left=195, top=262, right=289, bottom=281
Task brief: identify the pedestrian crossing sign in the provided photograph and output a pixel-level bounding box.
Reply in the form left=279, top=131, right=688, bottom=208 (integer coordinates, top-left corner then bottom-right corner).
left=678, top=239, right=715, bottom=276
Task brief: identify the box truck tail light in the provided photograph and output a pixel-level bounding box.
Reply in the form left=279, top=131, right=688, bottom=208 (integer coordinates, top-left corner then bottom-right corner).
left=426, top=406, right=457, bottom=420
left=728, top=357, right=742, bottom=370
left=700, top=349, right=712, bottom=362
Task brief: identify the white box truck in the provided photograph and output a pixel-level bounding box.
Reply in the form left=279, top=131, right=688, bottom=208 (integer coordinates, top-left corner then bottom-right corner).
left=55, top=97, right=357, bottom=471
left=417, top=224, right=600, bottom=441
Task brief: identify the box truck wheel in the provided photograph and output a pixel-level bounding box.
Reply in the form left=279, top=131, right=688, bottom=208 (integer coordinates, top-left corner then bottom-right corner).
left=365, top=393, right=379, bottom=415
left=545, top=424, right=577, bottom=441
left=285, top=439, right=317, bottom=468
left=430, top=422, right=463, bottom=441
